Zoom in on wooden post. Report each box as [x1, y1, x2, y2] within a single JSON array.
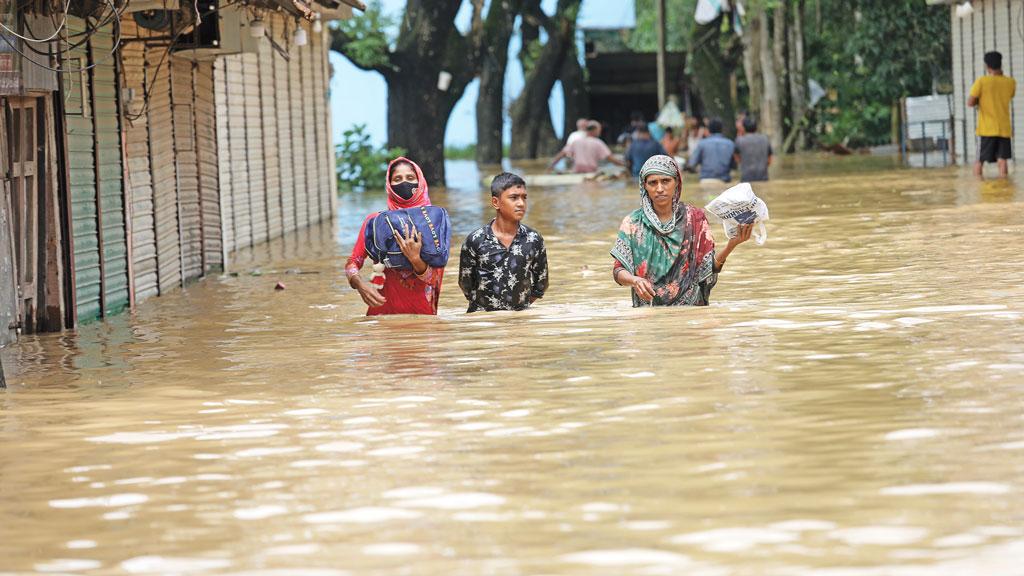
[[0, 353, 6, 388], [656, 0, 668, 108]]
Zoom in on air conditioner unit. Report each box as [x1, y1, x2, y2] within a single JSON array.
[[172, 1, 260, 61], [124, 0, 180, 13]]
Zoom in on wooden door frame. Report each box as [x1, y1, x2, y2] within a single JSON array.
[[5, 96, 41, 333]]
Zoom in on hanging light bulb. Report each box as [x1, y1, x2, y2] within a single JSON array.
[[294, 25, 308, 46], [312, 14, 323, 33], [957, 1, 974, 18], [249, 18, 265, 39]]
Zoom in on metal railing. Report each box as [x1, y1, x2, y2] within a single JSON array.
[[901, 119, 956, 168]]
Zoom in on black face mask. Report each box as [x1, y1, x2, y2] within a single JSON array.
[[392, 181, 418, 200]]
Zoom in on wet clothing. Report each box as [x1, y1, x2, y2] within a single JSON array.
[[735, 133, 772, 182], [687, 133, 735, 182], [459, 221, 548, 313], [611, 155, 718, 307], [626, 138, 668, 177], [345, 157, 445, 316], [563, 136, 612, 173], [970, 74, 1016, 138], [979, 136, 1013, 162]]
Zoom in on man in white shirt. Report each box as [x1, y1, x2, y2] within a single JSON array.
[[565, 118, 589, 146]]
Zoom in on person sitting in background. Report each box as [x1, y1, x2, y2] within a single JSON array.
[[566, 118, 589, 147], [734, 116, 773, 182], [686, 118, 735, 183], [550, 121, 625, 173], [459, 173, 549, 313], [661, 127, 681, 157], [626, 125, 668, 178]]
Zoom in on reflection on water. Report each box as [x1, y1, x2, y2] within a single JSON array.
[[2, 155, 1024, 575]]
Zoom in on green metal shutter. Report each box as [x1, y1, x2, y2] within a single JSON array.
[[66, 16, 101, 323], [92, 27, 129, 316]]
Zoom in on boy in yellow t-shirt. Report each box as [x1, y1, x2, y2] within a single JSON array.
[[968, 51, 1016, 177]]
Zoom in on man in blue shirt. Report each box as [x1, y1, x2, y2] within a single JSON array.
[[625, 125, 667, 177], [686, 118, 736, 183]]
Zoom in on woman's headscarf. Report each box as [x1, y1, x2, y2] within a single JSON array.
[[638, 155, 684, 234], [385, 156, 431, 210]]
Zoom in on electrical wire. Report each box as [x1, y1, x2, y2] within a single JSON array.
[[0, 0, 70, 42], [0, 0, 124, 73]]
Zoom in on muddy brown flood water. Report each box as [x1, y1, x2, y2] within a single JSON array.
[[2, 155, 1024, 575]]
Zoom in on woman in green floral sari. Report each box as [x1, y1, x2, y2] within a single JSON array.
[[611, 155, 752, 307]]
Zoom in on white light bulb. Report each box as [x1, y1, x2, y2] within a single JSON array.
[[249, 19, 265, 39], [313, 16, 323, 33], [294, 27, 308, 46]]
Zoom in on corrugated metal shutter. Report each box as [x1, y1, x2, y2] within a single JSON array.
[[301, 35, 321, 224], [66, 16, 101, 322], [92, 27, 129, 315], [171, 58, 202, 282], [320, 26, 338, 215], [226, 55, 252, 249], [259, 36, 283, 240], [172, 60, 201, 282], [214, 59, 234, 256], [274, 16, 297, 234], [122, 23, 158, 302], [311, 26, 331, 220], [194, 61, 222, 272], [147, 44, 182, 293], [289, 41, 309, 229], [242, 52, 268, 245]]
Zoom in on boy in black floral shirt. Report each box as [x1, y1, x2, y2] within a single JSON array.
[[458, 173, 549, 312]]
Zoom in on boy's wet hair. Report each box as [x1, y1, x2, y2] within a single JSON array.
[[491, 172, 527, 197], [743, 116, 758, 133], [985, 51, 1003, 70]]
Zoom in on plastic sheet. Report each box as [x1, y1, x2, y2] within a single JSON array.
[[704, 182, 770, 245]]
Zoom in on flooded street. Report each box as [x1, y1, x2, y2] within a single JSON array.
[[2, 155, 1024, 575]]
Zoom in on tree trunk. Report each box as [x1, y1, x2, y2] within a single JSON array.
[[759, 7, 783, 153], [510, 0, 582, 159], [773, 1, 789, 142], [741, 9, 762, 118], [475, 0, 522, 165], [787, 0, 807, 151], [385, 60, 468, 186], [560, 42, 589, 140], [0, 354, 5, 388], [690, 14, 736, 137]]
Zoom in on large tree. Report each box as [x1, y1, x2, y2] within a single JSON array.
[[509, 0, 582, 160], [476, 0, 525, 165], [331, 0, 487, 185], [689, 11, 737, 137]]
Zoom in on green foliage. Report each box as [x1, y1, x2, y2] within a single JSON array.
[[804, 0, 951, 147], [628, 0, 696, 52], [336, 124, 405, 192], [333, 0, 396, 71]]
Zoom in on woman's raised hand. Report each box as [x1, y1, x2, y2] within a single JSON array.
[[395, 220, 423, 262], [727, 223, 754, 248]]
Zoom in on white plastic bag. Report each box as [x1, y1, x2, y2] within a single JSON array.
[[704, 182, 770, 245]]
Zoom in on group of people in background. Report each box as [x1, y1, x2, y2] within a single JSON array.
[[549, 112, 774, 184], [346, 155, 752, 317]]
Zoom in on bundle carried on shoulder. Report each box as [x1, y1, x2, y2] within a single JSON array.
[[704, 182, 770, 246], [365, 205, 452, 269]]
